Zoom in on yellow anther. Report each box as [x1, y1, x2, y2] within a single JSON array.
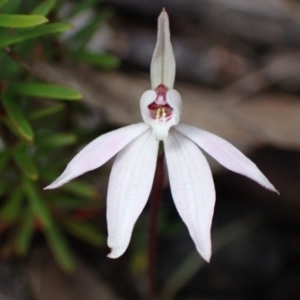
[[162, 107, 166, 122], [156, 108, 161, 122]]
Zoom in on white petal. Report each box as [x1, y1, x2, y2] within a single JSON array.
[[107, 129, 159, 258], [166, 89, 182, 125], [175, 124, 278, 193], [164, 130, 216, 262], [150, 9, 176, 89], [44, 123, 149, 189], [140, 90, 157, 123]]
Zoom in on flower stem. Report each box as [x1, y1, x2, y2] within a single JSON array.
[[148, 153, 164, 300]]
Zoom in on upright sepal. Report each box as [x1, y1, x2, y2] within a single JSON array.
[[150, 9, 176, 89]]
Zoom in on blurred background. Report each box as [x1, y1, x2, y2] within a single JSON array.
[[1, 0, 300, 299]]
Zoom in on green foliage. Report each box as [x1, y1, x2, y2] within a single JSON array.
[[0, 0, 8, 8], [45, 222, 75, 272], [12, 82, 82, 100], [0, 0, 118, 272], [31, 0, 56, 16], [0, 151, 10, 173], [29, 103, 65, 120], [0, 22, 72, 48], [66, 0, 102, 19], [1, 91, 34, 142], [13, 145, 39, 180], [0, 0, 21, 13], [22, 177, 53, 228], [0, 189, 23, 223], [62, 218, 105, 247], [60, 180, 99, 200], [64, 3, 119, 70], [69, 12, 110, 50], [0, 182, 10, 197], [15, 209, 35, 255], [73, 51, 120, 69], [0, 14, 48, 28], [36, 133, 77, 148]]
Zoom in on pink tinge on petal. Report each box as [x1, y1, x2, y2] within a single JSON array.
[[44, 123, 149, 189], [175, 124, 278, 193], [107, 130, 159, 259], [164, 130, 216, 262]]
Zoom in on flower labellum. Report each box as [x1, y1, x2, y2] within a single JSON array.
[[45, 10, 278, 262]]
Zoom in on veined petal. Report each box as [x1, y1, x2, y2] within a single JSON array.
[[44, 123, 149, 189], [107, 129, 159, 258], [151, 9, 176, 89], [164, 130, 216, 262], [175, 124, 278, 193]]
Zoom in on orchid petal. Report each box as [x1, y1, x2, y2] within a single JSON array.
[[107, 130, 159, 258], [150, 9, 176, 89], [166, 89, 182, 125], [44, 123, 149, 189], [164, 130, 216, 262], [175, 124, 278, 193], [140, 90, 157, 123]]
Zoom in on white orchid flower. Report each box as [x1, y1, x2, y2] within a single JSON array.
[[45, 10, 277, 262]]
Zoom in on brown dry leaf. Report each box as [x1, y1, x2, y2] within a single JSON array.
[[229, 93, 300, 149]]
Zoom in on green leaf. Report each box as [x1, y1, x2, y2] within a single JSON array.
[[29, 103, 65, 120], [63, 218, 104, 247], [22, 177, 52, 228], [12, 82, 81, 100], [2, 117, 31, 143], [0, 0, 8, 8], [0, 14, 48, 28], [12, 146, 39, 180], [37, 133, 77, 148], [1, 92, 34, 142], [73, 51, 120, 69], [0, 22, 72, 48], [44, 223, 75, 272], [0, 151, 10, 173], [31, 0, 56, 16], [0, 189, 23, 223], [15, 208, 34, 256]]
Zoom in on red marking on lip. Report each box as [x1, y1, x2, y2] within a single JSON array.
[[147, 84, 173, 120], [148, 102, 170, 110]]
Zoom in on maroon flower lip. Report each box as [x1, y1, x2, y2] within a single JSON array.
[[148, 84, 173, 121]]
